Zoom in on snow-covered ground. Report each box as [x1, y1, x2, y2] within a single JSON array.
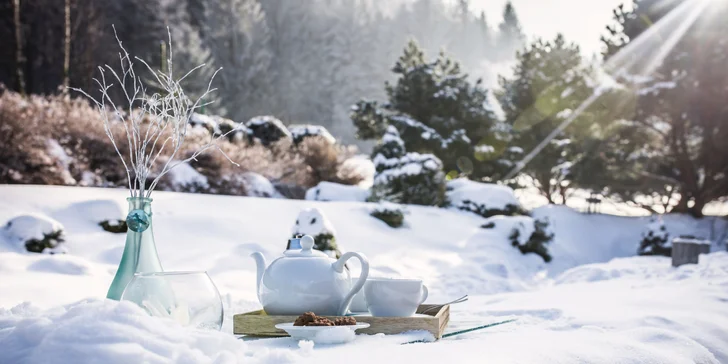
[[1, 185, 727, 363]]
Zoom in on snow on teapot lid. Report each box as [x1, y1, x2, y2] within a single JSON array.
[[283, 235, 328, 258]]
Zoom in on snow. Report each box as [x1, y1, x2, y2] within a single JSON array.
[[373, 153, 442, 184], [555, 108, 573, 119], [560, 87, 573, 98], [166, 163, 209, 191], [240, 172, 283, 199], [46, 139, 76, 185], [672, 237, 711, 245], [291, 207, 336, 241], [447, 179, 521, 213], [638, 81, 677, 96], [474, 144, 495, 154], [305, 182, 369, 202], [289, 124, 336, 144], [1, 214, 64, 252], [0, 185, 727, 363], [189, 113, 220, 134]]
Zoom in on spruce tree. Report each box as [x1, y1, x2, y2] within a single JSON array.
[[352, 40, 504, 180], [202, 0, 275, 122], [496, 1, 525, 61], [496, 34, 599, 203]]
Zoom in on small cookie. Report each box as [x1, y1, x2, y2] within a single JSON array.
[[334, 317, 357, 326], [294, 312, 317, 326]]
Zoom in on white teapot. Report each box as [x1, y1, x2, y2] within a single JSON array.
[[250, 235, 369, 316]]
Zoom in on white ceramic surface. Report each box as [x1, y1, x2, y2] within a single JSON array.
[[251, 235, 370, 316], [364, 278, 428, 317], [275, 322, 370, 344]]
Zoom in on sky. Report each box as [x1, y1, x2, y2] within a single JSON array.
[[471, 0, 630, 57]]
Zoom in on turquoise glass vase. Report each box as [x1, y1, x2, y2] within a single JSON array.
[[107, 197, 164, 300]]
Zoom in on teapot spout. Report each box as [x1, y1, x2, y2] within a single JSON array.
[[250, 252, 266, 302]]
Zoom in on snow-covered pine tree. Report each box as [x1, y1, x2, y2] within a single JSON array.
[[638, 217, 671, 256], [369, 126, 447, 206], [352, 41, 503, 180], [202, 0, 275, 122]]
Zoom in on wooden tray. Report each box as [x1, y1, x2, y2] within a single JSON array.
[[234, 304, 450, 339]]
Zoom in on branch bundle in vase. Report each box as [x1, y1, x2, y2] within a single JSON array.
[[71, 27, 238, 300]]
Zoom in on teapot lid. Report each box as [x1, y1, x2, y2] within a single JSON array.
[[283, 235, 328, 258]]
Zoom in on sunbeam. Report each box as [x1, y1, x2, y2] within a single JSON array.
[[504, 0, 714, 180]]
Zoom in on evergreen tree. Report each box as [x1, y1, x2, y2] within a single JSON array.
[[638, 216, 671, 256], [369, 126, 447, 206], [599, 0, 728, 216], [202, 0, 275, 122], [352, 41, 506, 180], [496, 34, 599, 203], [496, 1, 525, 61]]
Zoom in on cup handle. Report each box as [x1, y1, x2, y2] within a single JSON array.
[[332, 252, 369, 316], [420, 284, 429, 304]]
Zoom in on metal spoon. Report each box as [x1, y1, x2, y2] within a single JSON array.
[[420, 294, 469, 314]]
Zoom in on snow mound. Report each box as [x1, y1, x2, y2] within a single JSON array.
[[292, 207, 336, 237], [555, 252, 728, 285], [0, 299, 311, 364], [66, 199, 125, 223], [447, 179, 521, 214], [189, 112, 220, 134], [338, 155, 375, 188], [434, 215, 547, 297], [166, 163, 209, 192], [1, 214, 64, 252], [27, 255, 95, 275], [305, 182, 369, 202], [289, 124, 336, 144], [240, 172, 284, 198]]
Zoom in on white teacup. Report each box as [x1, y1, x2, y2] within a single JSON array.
[[364, 278, 428, 317]]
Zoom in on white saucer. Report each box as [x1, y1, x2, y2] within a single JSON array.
[[275, 322, 370, 344]]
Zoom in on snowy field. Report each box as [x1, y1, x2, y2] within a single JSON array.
[[1, 185, 727, 363]]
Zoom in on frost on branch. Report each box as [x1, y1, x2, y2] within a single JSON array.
[[70, 26, 238, 198]]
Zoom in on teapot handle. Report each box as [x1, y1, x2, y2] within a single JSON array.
[[332, 252, 369, 316]]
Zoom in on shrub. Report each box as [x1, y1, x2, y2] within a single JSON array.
[[99, 220, 127, 234], [638, 217, 671, 256], [370, 203, 405, 228], [289, 124, 336, 145], [2, 214, 67, 254], [508, 218, 553, 262], [291, 207, 341, 258], [246, 115, 292, 146], [369, 127, 447, 206], [0, 89, 363, 197]]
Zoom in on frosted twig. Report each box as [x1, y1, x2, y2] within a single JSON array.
[[69, 26, 235, 198]]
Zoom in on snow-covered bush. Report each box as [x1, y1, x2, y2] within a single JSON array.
[[507, 216, 553, 262], [2, 214, 67, 254], [370, 203, 406, 228], [289, 124, 336, 145], [68, 199, 127, 234], [161, 162, 210, 193], [239, 172, 284, 198], [638, 217, 671, 256], [291, 208, 340, 258], [447, 178, 526, 218], [305, 182, 369, 202], [296, 137, 363, 186], [369, 127, 446, 206], [246, 116, 292, 146]]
